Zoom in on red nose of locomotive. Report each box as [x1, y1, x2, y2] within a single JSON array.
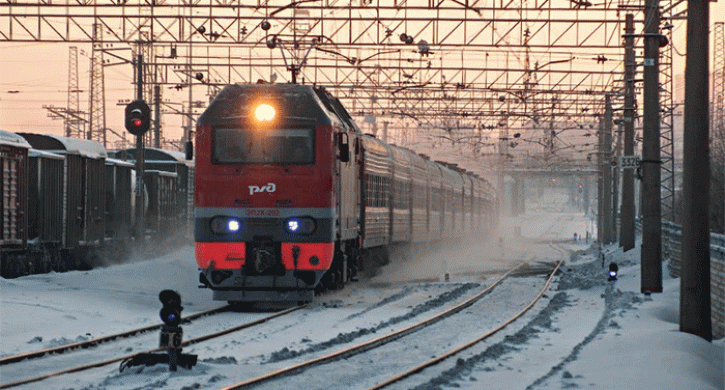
[[194, 84, 338, 302]]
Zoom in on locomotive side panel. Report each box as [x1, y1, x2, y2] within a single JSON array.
[[337, 129, 360, 242]]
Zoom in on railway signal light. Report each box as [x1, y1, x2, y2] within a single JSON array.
[[608, 262, 618, 281], [159, 289, 182, 326], [119, 291, 197, 372], [124, 100, 151, 136]]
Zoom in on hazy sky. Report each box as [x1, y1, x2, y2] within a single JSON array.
[[1, 3, 724, 150]]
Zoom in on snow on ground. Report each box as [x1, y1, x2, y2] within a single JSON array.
[[1, 210, 723, 390]]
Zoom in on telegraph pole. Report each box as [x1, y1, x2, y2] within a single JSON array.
[[640, 0, 663, 293], [620, 13, 637, 251], [680, 0, 711, 342]]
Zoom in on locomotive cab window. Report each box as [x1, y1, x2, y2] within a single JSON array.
[[213, 128, 314, 165]]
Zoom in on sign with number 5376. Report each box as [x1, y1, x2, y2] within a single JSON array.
[[619, 156, 640, 169]]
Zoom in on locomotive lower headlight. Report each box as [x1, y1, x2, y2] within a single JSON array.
[[210, 216, 242, 234], [284, 217, 316, 235], [228, 220, 240, 232]]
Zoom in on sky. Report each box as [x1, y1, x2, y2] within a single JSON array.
[[1, 193, 723, 389], [1, 2, 724, 151]]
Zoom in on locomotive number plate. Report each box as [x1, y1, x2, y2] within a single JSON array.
[[245, 209, 280, 217]]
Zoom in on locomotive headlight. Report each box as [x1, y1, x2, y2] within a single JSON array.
[[254, 103, 276, 122], [284, 217, 316, 235], [210, 216, 242, 234], [228, 220, 240, 232]]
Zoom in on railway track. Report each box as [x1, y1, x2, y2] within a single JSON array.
[[215, 260, 561, 390], [2, 258, 562, 390], [0, 275, 493, 389], [0, 305, 305, 389], [367, 259, 563, 390], [0, 305, 232, 366]]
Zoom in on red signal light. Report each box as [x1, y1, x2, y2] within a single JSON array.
[[124, 100, 151, 136]]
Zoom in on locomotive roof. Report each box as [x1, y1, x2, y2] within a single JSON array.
[[17, 133, 107, 159], [0, 130, 32, 149], [198, 83, 361, 133]]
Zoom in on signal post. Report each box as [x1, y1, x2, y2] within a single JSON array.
[[125, 54, 150, 245]]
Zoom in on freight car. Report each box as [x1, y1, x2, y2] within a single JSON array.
[[193, 84, 498, 303], [0, 131, 193, 278], [0, 131, 31, 277], [111, 148, 195, 237]]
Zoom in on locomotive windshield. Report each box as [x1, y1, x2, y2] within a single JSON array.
[[213, 128, 314, 165]]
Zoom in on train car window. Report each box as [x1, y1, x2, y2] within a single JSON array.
[[213, 128, 314, 165]]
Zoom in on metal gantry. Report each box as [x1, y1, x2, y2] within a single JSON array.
[[658, 0, 677, 222], [1, 0, 685, 172], [89, 23, 108, 146]]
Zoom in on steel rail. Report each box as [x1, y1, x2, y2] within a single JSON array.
[[217, 263, 523, 390], [0, 304, 231, 366], [367, 259, 563, 389], [0, 305, 306, 389]]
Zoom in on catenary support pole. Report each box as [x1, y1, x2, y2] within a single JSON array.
[[603, 94, 614, 243], [680, 0, 712, 342], [135, 54, 145, 246], [613, 119, 623, 239], [640, 0, 663, 293], [598, 114, 605, 243], [154, 85, 161, 149], [620, 13, 636, 251]]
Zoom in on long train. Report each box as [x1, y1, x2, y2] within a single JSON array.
[[194, 84, 498, 303], [0, 130, 193, 278]]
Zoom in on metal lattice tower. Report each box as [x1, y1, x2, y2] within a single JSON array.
[[714, 22, 725, 162], [88, 24, 107, 146], [66, 46, 84, 139], [660, 7, 676, 222]]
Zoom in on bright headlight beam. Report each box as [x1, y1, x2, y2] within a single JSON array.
[[255, 104, 276, 121], [228, 220, 240, 232]]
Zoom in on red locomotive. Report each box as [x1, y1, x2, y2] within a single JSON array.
[[194, 84, 497, 303]]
